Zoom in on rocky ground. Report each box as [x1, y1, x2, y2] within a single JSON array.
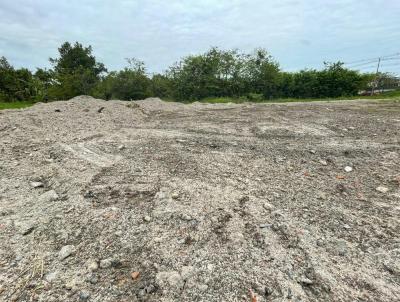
[[0, 96, 399, 302]]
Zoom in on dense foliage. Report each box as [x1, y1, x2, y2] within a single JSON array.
[[0, 56, 37, 101], [0, 41, 389, 103]]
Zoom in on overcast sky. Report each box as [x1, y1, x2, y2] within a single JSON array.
[[1, 0, 399, 74]]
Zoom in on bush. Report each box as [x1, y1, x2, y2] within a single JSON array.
[[0, 42, 378, 103], [246, 93, 264, 102]]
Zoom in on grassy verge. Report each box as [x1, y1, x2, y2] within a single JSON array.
[[197, 90, 400, 104], [0, 101, 35, 110]]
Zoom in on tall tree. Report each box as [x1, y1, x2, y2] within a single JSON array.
[[93, 58, 151, 100], [48, 42, 106, 99], [0, 56, 36, 102]]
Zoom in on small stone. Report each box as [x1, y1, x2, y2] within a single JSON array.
[[343, 224, 351, 230], [30, 181, 44, 188], [144, 284, 156, 294], [259, 224, 272, 229], [65, 279, 78, 291], [83, 190, 95, 199], [86, 273, 98, 284], [299, 277, 313, 285], [139, 284, 157, 296], [376, 186, 389, 193], [181, 214, 192, 221], [287, 288, 293, 299], [45, 271, 58, 283], [335, 240, 348, 256], [253, 283, 272, 297], [181, 266, 195, 280], [79, 291, 90, 301], [171, 192, 179, 199], [118, 144, 125, 150], [39, 190, 59, 202], [87, 260, 99, 271], [58, 245, 76, 261], [100, 258, 121, 268], [344, 166, 353, 172], [239, 195, 250, 203], [19, 222, 35, 235], [131, 271, 140, 280], [319, 159, 328, 166], [316, 238, 325, 247], [99, 258, 113, 268], [65, 282, 73, 290], [197, 284, 208, 291], [138, 289, 146, 297], [383, 261, 400, 276], [144, 215, 151, 222], [309, 150, 316, 154], [263, 202, 274, 210], [317, 191, 327, 200], [156, 271, 183, 289]]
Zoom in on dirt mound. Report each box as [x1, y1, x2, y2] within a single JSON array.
[[0, 97, 399, 301], [136, 98, 188, 112]]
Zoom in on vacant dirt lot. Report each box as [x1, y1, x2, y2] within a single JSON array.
[[0, 96, 399, 302]]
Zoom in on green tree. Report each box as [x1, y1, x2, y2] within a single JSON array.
[[48, 42, 106, 99], [0, 56, 37, 102], [93, 58, 151, 100], [32, 68, 54, 101], [151, 74, 173, 98], [317, 62, 362, 97], [242, 49, 280, 99], [166, 48, 280, 101], [0, 56, 15, 101]]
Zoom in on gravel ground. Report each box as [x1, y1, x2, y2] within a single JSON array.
[[0, 96, 399, 302]]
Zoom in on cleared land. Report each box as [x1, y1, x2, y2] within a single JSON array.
[[0, 96, 399, 302]]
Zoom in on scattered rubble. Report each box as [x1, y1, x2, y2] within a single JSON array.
[[0, 96, 399, 301]]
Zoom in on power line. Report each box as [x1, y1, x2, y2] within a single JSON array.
[[343, 52, 400, 65], [381, 52, 400, 59], [347, 60, 380, 68], [345, 59, 379, 66], [381, 62, 400, 67], [381, 57, 400, 63], [342, 53, 400, 79], [355, 65, 379, 70]]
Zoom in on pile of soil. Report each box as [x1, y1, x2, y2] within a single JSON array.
[[0, 96, 399, 301]]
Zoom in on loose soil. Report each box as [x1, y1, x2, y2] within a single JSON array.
[[0, 96, 399, 301]]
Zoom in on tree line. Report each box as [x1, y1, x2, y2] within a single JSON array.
[[0, 41, 381, 103]]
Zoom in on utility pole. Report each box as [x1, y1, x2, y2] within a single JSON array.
[[371, 57, 381, 95]]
